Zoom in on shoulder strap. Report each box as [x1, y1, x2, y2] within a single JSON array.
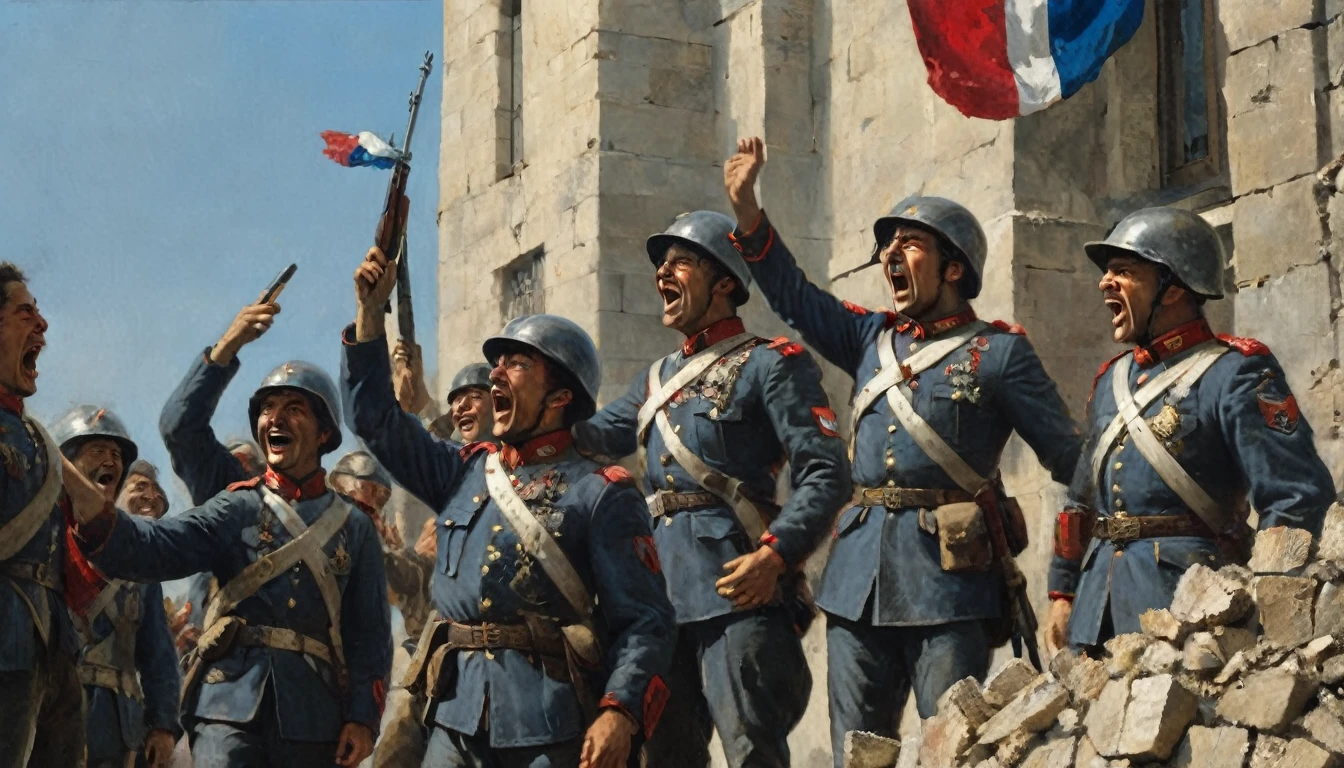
[[75, 579, 126, 645], [202, 495, 351, 641], [1108, 352, 1234, 533], [1088, 346, 1229, 484], [0, 417, 63, 562], [636, 333, 756, 440], [483, 452, 593, 620]]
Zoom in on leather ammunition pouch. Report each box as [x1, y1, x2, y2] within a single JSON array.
[[933, 502, 994, 572], [1054, 507, 1095, 561]]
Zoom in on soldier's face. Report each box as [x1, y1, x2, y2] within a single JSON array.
[[450, 387, 491, 442], [256, 391, 330, 476], [489, 351, 571, 441], [73, 438, 124, 504], [118, 472, 167, 519], [0, 282, 47, 398], [655, 244, 733, 334], [1100, 255, 1161, 344], [879, 227, 957, 317]]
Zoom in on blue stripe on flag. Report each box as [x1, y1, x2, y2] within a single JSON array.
[[1046, 0, 1145, 98], [348, 147, 397, 170]]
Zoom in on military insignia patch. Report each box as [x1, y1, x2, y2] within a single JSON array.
[[1147, 404, 1183, 443], [0, 443, 28, 480], [204, 668, 226, 684], [643, 675, 671, 739], [633, 535, 661, 573], [331, 544, 352, 575], [944, 349, 984, 404], [811, 406, 841, 438], [1257, 384, 1300, 434]]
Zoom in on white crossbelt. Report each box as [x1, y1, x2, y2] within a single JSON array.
[[0, 417, 62, 561], [636, 333, 756, 441]]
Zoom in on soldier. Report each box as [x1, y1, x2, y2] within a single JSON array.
[[1044, 208, 1335, 653], [66, 362, 392, 768], [52, 406, 181, 768], [571, 211, 849, 767], [722, 138, 1083, 762], [118, 459, 170, 520], [0, 263, 86, 768], [440, 362, 494, 445], [343, 244, 676, 767]]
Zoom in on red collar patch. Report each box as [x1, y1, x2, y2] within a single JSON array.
[[458, 441, 499, 462], [1134, 319, 1214, 368], [897, 306, 978, 340], [682, 317, 747, 356], [1217, 334, 1271, 358], [499, 430, 573, 470], [264, 467, 328, 502], [0, 390, 24, 416]]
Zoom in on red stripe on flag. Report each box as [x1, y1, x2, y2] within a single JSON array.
[[907, 0, 1019, 120], [320, 130, 360, 167]]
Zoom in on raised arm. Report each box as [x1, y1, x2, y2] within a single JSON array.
[[74, 492, 245, 584], [571, 369, 648, 463]]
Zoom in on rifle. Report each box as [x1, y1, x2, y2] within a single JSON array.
[[375, 52, 434, 320], [395, 230, 415, 344], [976, 481, 1043, 671]]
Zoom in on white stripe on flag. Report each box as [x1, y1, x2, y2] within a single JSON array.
[[1004, 0, 1062, 115], [356, 131, 401, 160]]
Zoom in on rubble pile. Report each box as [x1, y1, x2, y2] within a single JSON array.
[[844, 506, 1344, 768]]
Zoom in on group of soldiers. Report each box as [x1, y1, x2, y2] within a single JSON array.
[[0, 135, 1335, 768]]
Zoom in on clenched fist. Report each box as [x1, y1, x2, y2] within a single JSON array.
[[724, 137, 766, 231], [210, 300, 281, 365]]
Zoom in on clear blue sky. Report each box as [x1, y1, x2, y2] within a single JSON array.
[[0, 1, 443, 525]]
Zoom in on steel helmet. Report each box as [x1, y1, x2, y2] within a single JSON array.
[[873, 196, 988, 299], [51, 404, 139, 484], [247, 361, 343, 454], [329, 450, 393, 489], [482, 314, 601, 419], [647, 210, 752, 305], [446, 362, 493, 403], [1084, 207, 1226, 300]]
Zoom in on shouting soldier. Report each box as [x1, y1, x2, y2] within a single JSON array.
[[118, 459, 170, 520]]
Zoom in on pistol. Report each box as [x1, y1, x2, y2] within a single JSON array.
[[260, 263, 297, 304]]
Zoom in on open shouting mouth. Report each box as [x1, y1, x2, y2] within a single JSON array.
[[1105, 294, 1127, 329], [658, 280, 684, 315], [889, 263, 911, 296], [265, 427, 294, 456], [491, 386, 514, 422], [92, 467, 117, 490], [20, 340, 41, 385]]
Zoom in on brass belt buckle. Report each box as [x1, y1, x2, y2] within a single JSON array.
[[881, 488, 905, 508], [473, 623, 501, 647], [646, 493, 665, 518], [1109, 515, 1141, 547]]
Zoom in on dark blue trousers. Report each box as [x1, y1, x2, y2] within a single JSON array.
[[422, 726, 581, 768]]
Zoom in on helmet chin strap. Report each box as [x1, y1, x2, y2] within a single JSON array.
[[1136, 272, 1173, 347]]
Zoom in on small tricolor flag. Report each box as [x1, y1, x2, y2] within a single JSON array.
[[907, 0, 1145, 120], [320, 130, 402, 169]]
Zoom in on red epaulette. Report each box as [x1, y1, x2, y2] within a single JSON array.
[[990, 319, 1027, 336], [767, 337, 805, 357], [1089, 351, 1129, 403], [226, 477, 263, 493], [458, 442, 498, 461], [596, 465, 635, 486], [1217, 334, 1271, 358], [841, 300, 869, 315]]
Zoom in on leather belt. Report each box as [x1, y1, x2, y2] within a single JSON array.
[[1093, 513, 1213, 546], [78, 663, 144, 703], [647, 490, 720, 518], [236, 625, 334, 666], [445, 620, 566, 658], [2, 561, 59, 591], [853, 486, 975, 509]]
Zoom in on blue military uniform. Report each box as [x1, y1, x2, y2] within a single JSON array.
[[573, 314, 849, 768], [160, 350, 252, 506], [75, 468, 393, 767], [342, 324, 676, 765], [1049, 321, 1335, 647], [731, 211, 1082, 763], [76, 581, 183, 768], [0, 397, 85, 768]]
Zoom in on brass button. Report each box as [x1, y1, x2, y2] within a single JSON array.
[[665, 474, 675, 485], [888, 425, 897, 433], [481, 598, 492, 609], [492, 525, 503, 533], [1111, 484, 1121, 493], [516, 543, 523, 551], [472, 496, 481, 503], [509, 474, 517, 482], [487, 545, 496, 553], [1113, 498, 1123, 509], [1113, 462, 1122, 471], [481, 565, 490, 575], [287, 598, 296, 608], [664, 517, 673, 527], [660, 454, 672, 466], [485, 651, 495, 660], [886, 480, 896, 487], [489, 552, 501, 561], [909, 342, 919, 352], [885, 457, 895, 467]]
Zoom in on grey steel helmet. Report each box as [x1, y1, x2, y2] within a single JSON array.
[[873, 196, 988, 299], [247, 361, 343, 455], [446, 362, 493, 403], [329, 450, 393, 489], [51, 405, 139, 484], [1084, 207, 1225, 300], [482, 314, 601, 419], [646, 211, 752, 305]]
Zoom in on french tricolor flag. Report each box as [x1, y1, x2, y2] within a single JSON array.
[[908, 0, 1145, 120], [320, 130, 402, 169]]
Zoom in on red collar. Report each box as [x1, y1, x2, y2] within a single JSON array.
[[682, 317, 746, 356], [501, 430, 573, 470], [1134, 318, 1215, 368], [0, 389, 24, 416], [263, 467, 329, 502], [895, 307, 978, 341]]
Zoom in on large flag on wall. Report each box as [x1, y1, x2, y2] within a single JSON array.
[[908, 0, 1145, 120]]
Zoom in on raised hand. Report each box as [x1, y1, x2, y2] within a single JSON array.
[[210, 300, 281, 365], [724, 136, 766, 230]]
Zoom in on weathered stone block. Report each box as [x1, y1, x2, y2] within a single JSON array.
[[1216, 669, 1314, 732], [1220, 0, 1321, 52], [1085, 678, 1130, 758], [1320, 582, 1344, 643], [1256, 576, 1317, 648], [920, 708, 973, 768], [1183, 632, 1224, 673], [843, 730, 901, 768], [1304, 707, 1344, 755], [1231, 176, 1323, 285], [982, 658, 1040, 709], [1213, 626, 1258, 660], [1318, 503, 1344, 564], [1249, 525, 1315, 574], [1066, 655, 1110, 701], [1105, 634, 1154, 678], [1075, 736, 1107, 768], [1324, 654, 1344, 684], [941, 676, 997, 729], [994, 730, 1038, 767], [1139, 608, 1189, 643], [1301, 634, 1337, 667], [1171, 726, 1251, 768], [1139, 641, 1182, 676], [977, 676, 1069, 744], [1170, 564, 1253, 628], [1053, 708, 1080, 736], [1250, 735, 1335, 768], [1116, 674, 1200, 761], [1020, 736, 1076, 768]]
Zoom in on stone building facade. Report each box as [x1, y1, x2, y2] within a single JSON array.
[[435, 0, 1344, 764]]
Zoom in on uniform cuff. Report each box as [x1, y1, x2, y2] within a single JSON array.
[[761, 531, 800, 569], [1047, 558, 1081, 596], [729, 211, 775, 263], [1047, 591, 1075, 603]]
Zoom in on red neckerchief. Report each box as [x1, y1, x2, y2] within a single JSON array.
[[1134, 318, 1215, 368], [263, 467, 328, 502], [682, 317, 746, 356], [62, 496, 108, 616], [894, 306, 978, 341], [499, 430, 573, 471], [0, 390, 24, 416]]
